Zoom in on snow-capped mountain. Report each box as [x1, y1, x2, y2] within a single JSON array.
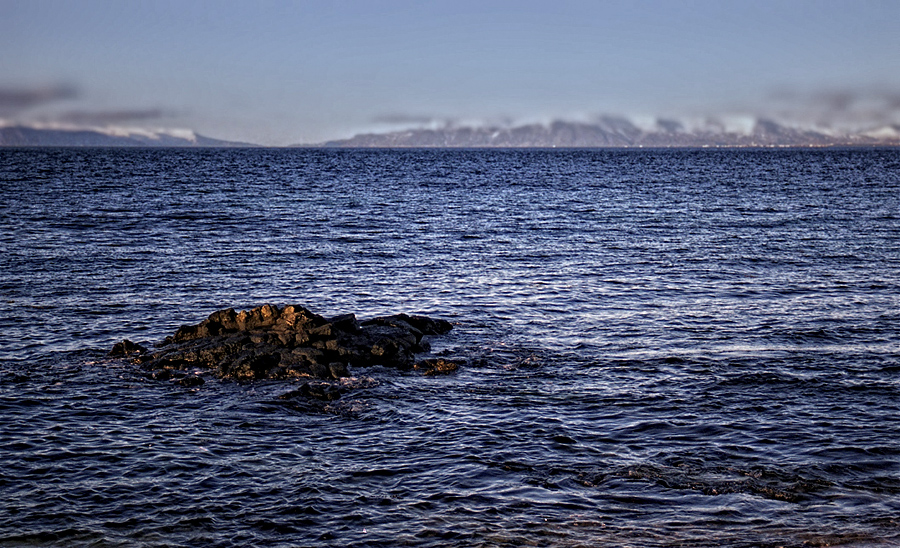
[[0, 123, 254, 147], [315, 117, 900, 148]]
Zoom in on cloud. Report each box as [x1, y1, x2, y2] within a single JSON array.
[[812, 91, 855, 113], [372, 114, 439, 125], [55, 108, 168, 125], [762, 87, 900, 128], [0, 84, 78, 112], [655, 118, 684, 133]]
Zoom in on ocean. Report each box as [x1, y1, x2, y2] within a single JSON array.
[[1, 147, 898, 547]]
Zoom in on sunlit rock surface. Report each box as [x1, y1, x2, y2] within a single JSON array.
[[111, 304, 455, 383]]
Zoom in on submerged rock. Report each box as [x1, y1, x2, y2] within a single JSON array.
[[111, 304, 455, 382], [413, 358, 460, 375], [109, 339, 148, 357]]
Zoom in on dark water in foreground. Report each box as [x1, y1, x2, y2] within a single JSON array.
[[1, 148, 898, 547]]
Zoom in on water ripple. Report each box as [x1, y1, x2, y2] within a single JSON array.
[[1, 148, 898, 546]]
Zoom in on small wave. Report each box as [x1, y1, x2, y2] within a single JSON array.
[[610, 463, 832, 503], [715, 371, 807, 387]]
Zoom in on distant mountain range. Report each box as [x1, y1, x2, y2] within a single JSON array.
[[0, 124, 254, 147], [4, 117, 899, 148], [315, 117, 900, 148]]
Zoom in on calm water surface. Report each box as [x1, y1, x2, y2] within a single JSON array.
[[1, 148, 898, 547]]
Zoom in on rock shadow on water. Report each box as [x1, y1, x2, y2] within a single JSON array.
[[109, 304, 461, 407]]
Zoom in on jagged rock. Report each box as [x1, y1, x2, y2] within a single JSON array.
[[413, 358, 462, 375], [149, 369, 173, 381], [109, 339, 148, 357], [111, 304, 454, 381], [175, 375, 205, 388]]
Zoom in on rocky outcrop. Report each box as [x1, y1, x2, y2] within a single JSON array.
[[111, 304, 456, 382]]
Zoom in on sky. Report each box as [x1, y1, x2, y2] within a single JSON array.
[[2, 0, 899, 145]]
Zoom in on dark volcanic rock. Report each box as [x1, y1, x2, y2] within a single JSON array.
[[111, 304, 454, 381], [175, 375, 205, 388], [110, 339, 148, 357], [413, 358, 462, 375]]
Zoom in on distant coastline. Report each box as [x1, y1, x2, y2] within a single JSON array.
[[0, 125, 257, 148], [3, 119, 899, 148], [308, 118, 900, 149]]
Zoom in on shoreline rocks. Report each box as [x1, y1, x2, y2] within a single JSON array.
[[110, 304, 457, 383]]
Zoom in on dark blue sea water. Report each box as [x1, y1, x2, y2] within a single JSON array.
[[1, 148, 898, 547]]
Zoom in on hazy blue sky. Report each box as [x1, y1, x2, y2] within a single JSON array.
[[2, 0, 898, 145]]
